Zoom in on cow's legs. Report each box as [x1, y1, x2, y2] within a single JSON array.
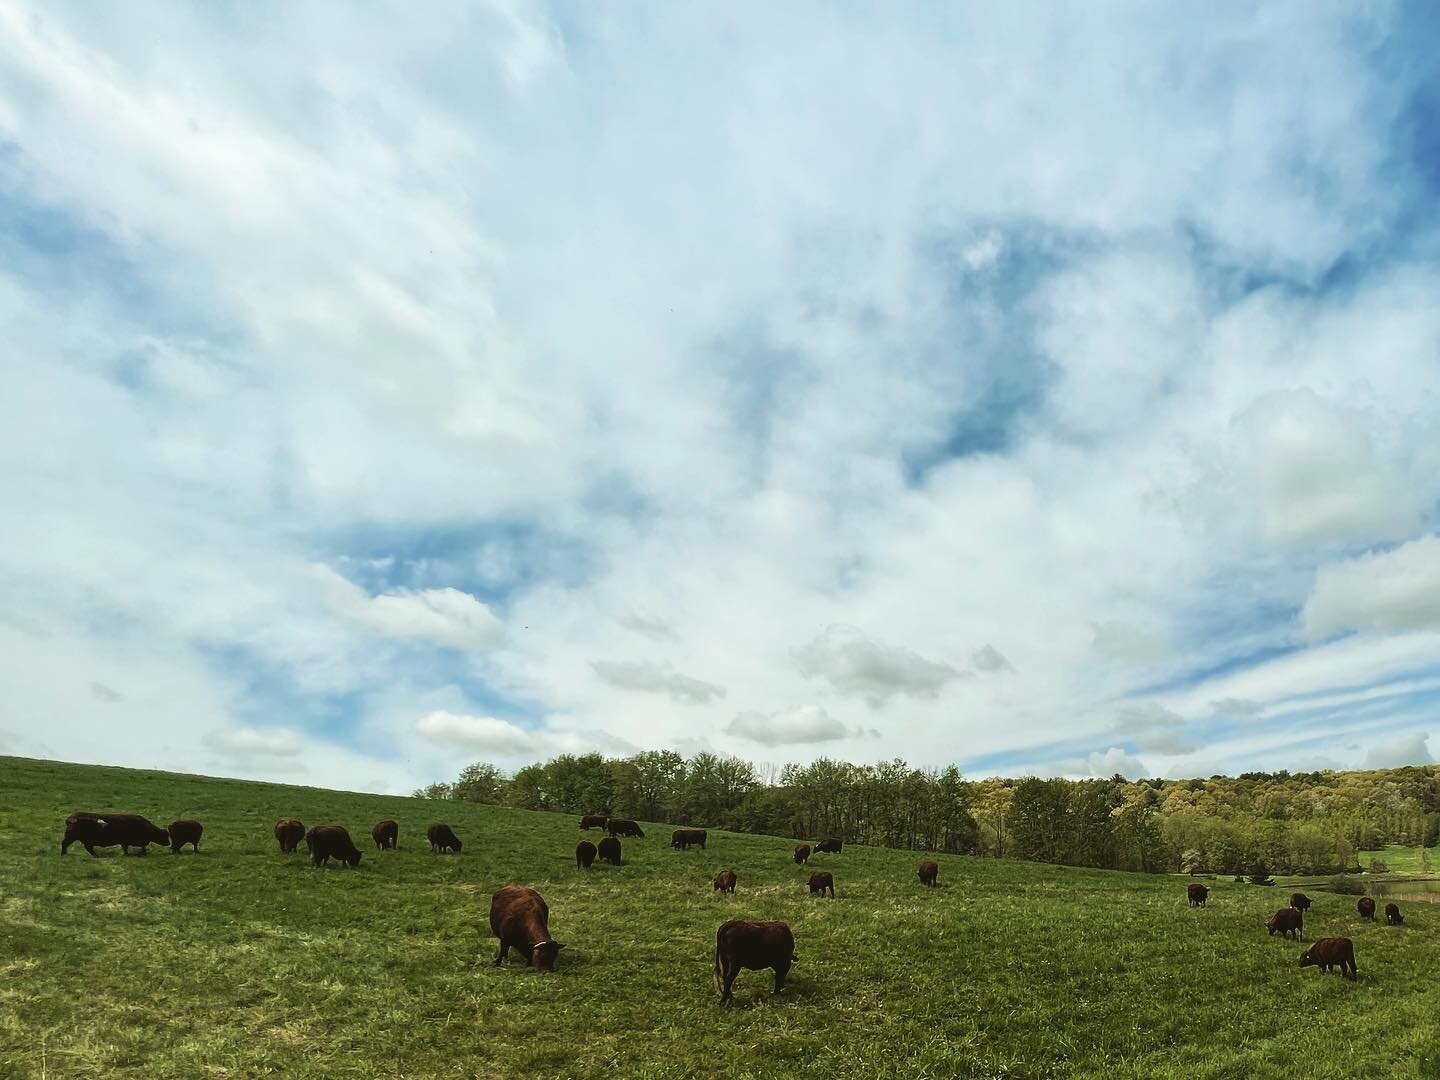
[[720, 961, 738, 1003], [494, 940, 509, 966], [773, 961, 790, 993]]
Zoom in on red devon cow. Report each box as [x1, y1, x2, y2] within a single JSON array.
[[793, 843, 811, 865], [61, 813, 169, 856], [372, 820, 398, 850], [575, 840, 597, 869], [714, 920, 796, 1004], [607, 818, 645, 838], [1357, 897, 1376, 920], [427, 823, 462, 853], [167, 819, 203, 854], [1187, 883, 1208, 907], [808, 871, 835, 898], [307, 825, 362, 868], [579, 815, 608, 831], [490, 885, 565, 972], [713, 869, 737, 894], [1299, 937, 1357, 981], [274, 818, 305, 853], [1267, 907, 1303, 940], [918, 860, 939, 887], [672, 828, 707, 850]]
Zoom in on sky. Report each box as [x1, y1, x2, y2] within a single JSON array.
[[3, 2, 1440, 795]]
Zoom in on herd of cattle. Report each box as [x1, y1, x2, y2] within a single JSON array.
[[59, 810, 1394, 998], [1186, 881, 1398, 981]]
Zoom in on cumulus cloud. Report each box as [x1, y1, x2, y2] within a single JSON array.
[[413, 709, 637, 760], [1362, 732, 1433, 770], [590, 660, 725, 705], [203, 726, 304, 759], [1302, 535, 1440, 640], [343, 586, 503, 650], [1112, 703, 1196, 755], [1045, 747, 1147, 780], [726, 704, 852, 747], [793, 625, 963, 706]]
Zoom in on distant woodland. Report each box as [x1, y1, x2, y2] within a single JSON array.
[[415, 753, 1440, 876]]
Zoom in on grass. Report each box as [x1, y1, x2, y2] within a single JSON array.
[[3, 755, 1440, 1079], [1358, 845, 1439, 873]]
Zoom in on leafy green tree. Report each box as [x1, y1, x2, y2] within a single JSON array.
[[453, 762, 506, 804]]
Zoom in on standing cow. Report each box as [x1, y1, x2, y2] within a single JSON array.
[[168, 819, 203, 854], [917, 860, 939, 887], [490, 885, 565, 972], [1289, 892, 1311, 913], [372, 820, 399, 850], [714, 920, 796, 1004], [814, 838, 843, 854], [808, 871, 835, 898], [713, 869, 737, 894], [579, 815, 608, 831], [1187, 883, 1208, 907], [274, 818, 305, 853], [575, 840, 597, 869], [1386, 902, 1403, 925], [1267, 907, 1303, 940], [307, 825, 362, 868], [672, 828, 708, 850], [1357, 897, 1376, 920], [427, 823, 462, 853], [598, 836, 622, 865], [793, 843, 811, 865], [1299, 937, 1357, 980], [61, 813, 169, 856], [607, 818, 645, 838]]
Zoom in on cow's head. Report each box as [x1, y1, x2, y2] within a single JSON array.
[[1298, 947, 1317, 968], [532, 941, 565, 972]]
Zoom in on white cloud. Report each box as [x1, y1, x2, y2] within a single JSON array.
[[203, 726, 305, 759], [1362, 732, 1433, 769], [1302, 535, 1440, 640], [793, 625, 963, 706], [726, 705, 851, 747], [414, 711, 537, 756], [342, 585, 503, 650], [590, 660, 725, 705], [1045, 747, 1148, 780], [971, 645, 1014, 673], [1112, 703, 1196, 755]]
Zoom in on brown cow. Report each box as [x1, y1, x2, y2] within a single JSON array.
[[1386, 902, 1403, 925], [808, 871, 835, 898], [1357, 897, 1376, 920], [575, 840, 597, 869], [793, 843, 811, 865], [167, 819, 203, 854], [1187, 883, 1208, 907], [714, 920, 796, 1003], [490, 884, 564, 971], [1267, 906, 1303, 940], [918, 860, 939, 887], [1289, 892, 1311, 913], [713, 869, 737, 893], [307, 825, 362, 868], [1299, 936, 1357, 980], [607, 818, 645, 838], [814, 838, 843, 854], [61, 812, 169, 856], [427, 823, 462, 853], [274, 818, 305, 853], [372, 820, 399, 850], [597, 836, 622, 865], [672, 828, 708, 850], [579, 815, 608, 831]]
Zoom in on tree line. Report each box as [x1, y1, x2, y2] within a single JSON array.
[[414, 752, 1440, 876]]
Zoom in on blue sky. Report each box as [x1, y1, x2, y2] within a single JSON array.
[[3, 3, 1440, 793]]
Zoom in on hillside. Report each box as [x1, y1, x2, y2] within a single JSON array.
[[2, 756, 1438, 1079]]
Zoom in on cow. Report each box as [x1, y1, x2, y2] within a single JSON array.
[[1187, 883, 1208, 907], [808, 870, 835, 898], [579, 815, 608, 831], [274, 818, 305, 854], [918, 860, 939, 887], [713, 869, 737, 894], [598, 836, 622, 865], [372, 820, 399, 850], [427, 823, 462, 854], [1289, 892, 1311, 913], [306, 825, 362, 868], [714, 920, 796, 1004], [814, 838, 843, 854], [490, 884, 564, 972], [607, 818, 645, 838], [1299, 936, 1357, 981], [1386, 902, 1403, 925], [1267, 907, 1303, 940], [1358, 897, 1376, 920], [61, 812, 169, 856], [793, 843, 811, 865], [576, 840, 597, 869], [672, 828, 708, 850], [168, 819, 203, 854]]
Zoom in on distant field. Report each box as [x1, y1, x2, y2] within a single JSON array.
[[1358, 845, 1439, 873], [3, 756, 1439, 1079]]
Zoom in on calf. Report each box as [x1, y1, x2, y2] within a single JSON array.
[[168, 819, 203, 854], [814, 838, 843, 854], [793, 843, 811, 865], [427, 823, 462, 853], [1357, 897, 1376, 920], [808, 871, 835, 898], [607, 818, 645, 838], [713, 869, 737, 894], [918, 860, 939, 887], [598, 836, 622, 865], [372, 820, 399, 850], [490, 884, 564, 971], [1386, 902, 1403, 925], [714, 919, 796, 1003], [1299, 936, 1357, 981], [672, 828, 708, 850], [1267, 906, 1303, 940], [1187, 883, 1208, 907], [274, 818, 305, 853], [579, 815, 608, 831], [307, 825, 362, 868], [1289, 892, 1311, 913], [61, 812, 169, 856], [575, 840, 597, 869]]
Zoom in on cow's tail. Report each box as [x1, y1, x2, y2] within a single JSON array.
[[713, 932, 724, 993]]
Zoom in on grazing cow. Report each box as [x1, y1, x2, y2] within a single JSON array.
[[274, 818, 305, 853], [1358, 897, 1376, 920], [427, 823, 462, 854], [1187, 883, 1208, 907], [597, 836, 622, 865], [372, 820, 399, 850], [575, 840, 597, 869], [808, 871, 835, 898], [1289, 892, 1311, 913], [1386, 902, 1403, 925], [714, 920, 796, 1003], [814, 838, 843, 854], [1299, 936, 1357, 981], [918, 860, 939, 887], [490, 884, 564, 972], [1267, 906, 1303, 940], [713, 869, 737, 894], [307, 825, 362, 868], [61, 812, 169, 856], [607, 818, 645, 838], [168, 819, 203, 854], [579, 815, 608, 831], [793, 843, 811, 865], [672, 828, 708, 850]]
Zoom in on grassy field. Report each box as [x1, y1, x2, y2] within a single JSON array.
[[1358, 845, 1439, 873], [3, 756, 1440, 1079]]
